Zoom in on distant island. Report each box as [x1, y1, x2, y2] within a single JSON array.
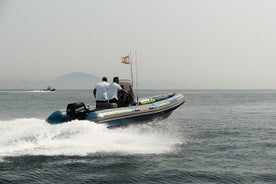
[[0, 72, 100, 89]]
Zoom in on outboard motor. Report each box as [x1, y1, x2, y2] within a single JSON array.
[[66, 102, 90, 121]]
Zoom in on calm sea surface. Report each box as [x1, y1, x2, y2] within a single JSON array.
[[0, 89, 276, 183]]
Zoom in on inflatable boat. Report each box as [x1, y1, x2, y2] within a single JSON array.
[[46, 80, 185, 128]]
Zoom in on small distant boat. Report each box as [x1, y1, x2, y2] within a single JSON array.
[[43, 86, 56, 91], [46, 80, 185, 128]]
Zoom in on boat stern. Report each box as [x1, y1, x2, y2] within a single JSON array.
[[46, 110, 68, 124]]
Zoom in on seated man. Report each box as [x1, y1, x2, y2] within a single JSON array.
[[108, 77, 128, 104]]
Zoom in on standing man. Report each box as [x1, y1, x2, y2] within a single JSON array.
[[108, 76, 128, 104], [93, 77, 109, 104]]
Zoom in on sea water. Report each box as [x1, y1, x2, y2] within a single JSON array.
[[0, 89, 276, 183]]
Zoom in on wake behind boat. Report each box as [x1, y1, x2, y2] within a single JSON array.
[[46, 80, 185, 128]]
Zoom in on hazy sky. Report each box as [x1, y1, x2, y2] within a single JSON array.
[[1, 0, 276, 89]]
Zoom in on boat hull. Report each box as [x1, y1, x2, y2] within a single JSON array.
[[46, 93, 185, 127], [97, 104, 177, 128]]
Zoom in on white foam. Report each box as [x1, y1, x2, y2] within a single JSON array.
[[0, 90, 53, 93], [28, 90, 54, 93], [0, 118, 185, 157]]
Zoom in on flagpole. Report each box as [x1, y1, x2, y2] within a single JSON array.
[[121, 52, 138, 105], [130, 52, 134, 87]]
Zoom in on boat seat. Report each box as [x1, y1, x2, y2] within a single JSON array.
[[96, 103, 118, 110]]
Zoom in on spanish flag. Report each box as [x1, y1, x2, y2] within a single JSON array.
[[121, 55, 130, 64]]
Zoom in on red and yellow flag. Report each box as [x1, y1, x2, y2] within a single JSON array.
[[121, 55, 130, 64]]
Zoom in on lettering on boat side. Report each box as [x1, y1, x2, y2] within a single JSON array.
[[139, 98, 156, 105], [99, 108, 138, 117]]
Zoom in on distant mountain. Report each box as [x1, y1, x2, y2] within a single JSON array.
[[56, 72, 98, 81], [50, 72, 100, 89], [0, 72, 100, 89]]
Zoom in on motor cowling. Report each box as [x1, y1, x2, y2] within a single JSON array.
[[66, 102, 90, 121]]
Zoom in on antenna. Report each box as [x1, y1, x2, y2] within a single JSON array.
[[135, 51, 139, 105]]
